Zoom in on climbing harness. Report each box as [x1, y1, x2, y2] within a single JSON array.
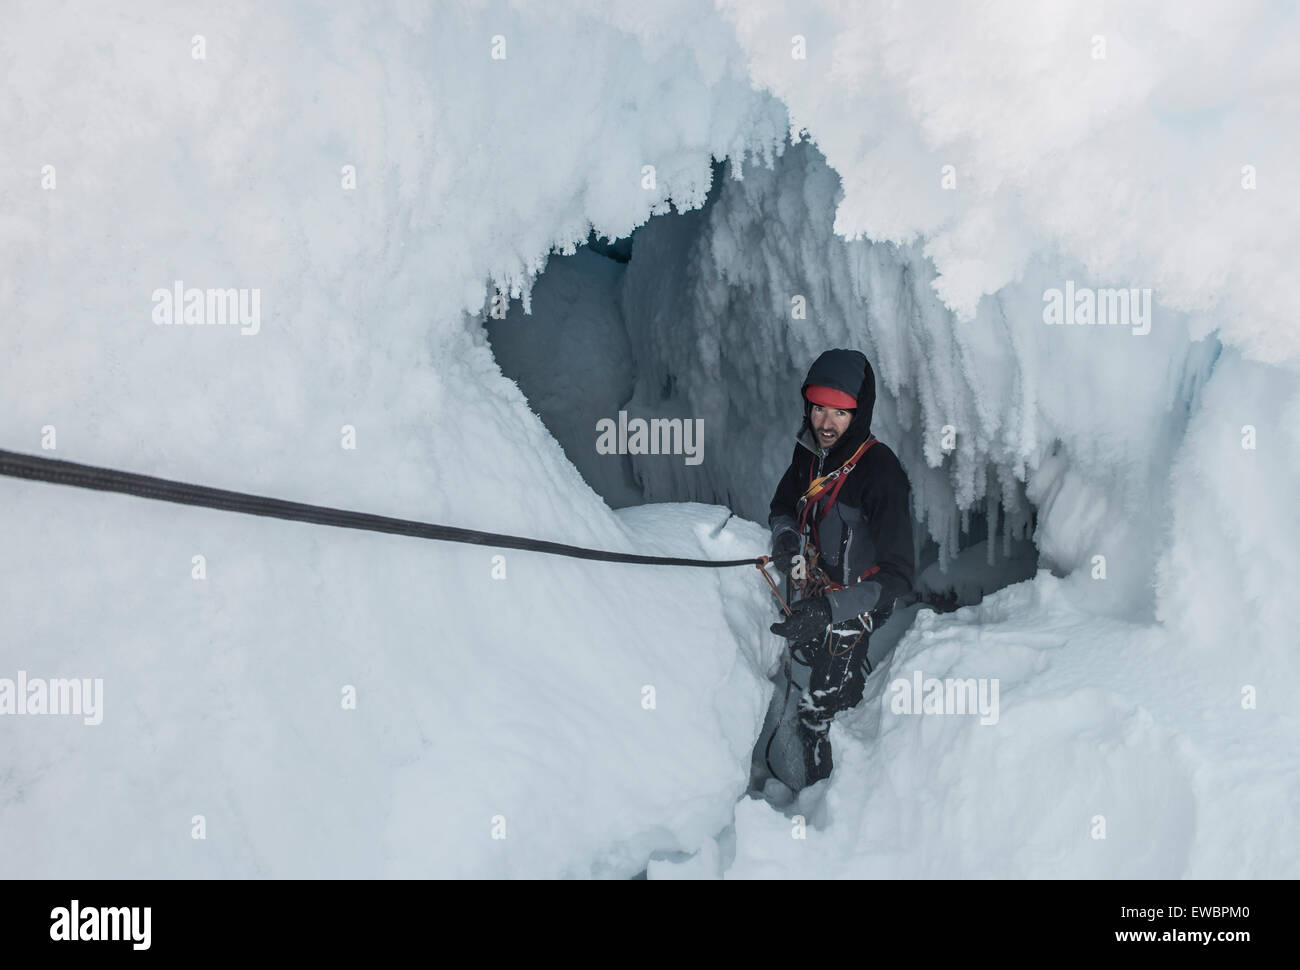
[[767, 437, 880, 657], [756, 440, 895, 794], [757, 434, 887, 790], [795, 436, 876, 536]]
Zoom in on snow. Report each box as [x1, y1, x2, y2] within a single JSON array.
[[715, 0, 1300, 364], [2, 1, 1298, 878], [723, 574, 1300, 878]]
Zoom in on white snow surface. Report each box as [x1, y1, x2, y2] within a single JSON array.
[[2, 1, 1297, 877]]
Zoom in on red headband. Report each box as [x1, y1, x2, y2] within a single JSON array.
[[804, 384, 857, 409]]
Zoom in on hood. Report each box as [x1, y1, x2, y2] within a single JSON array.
[[798, 348, 876, 460]]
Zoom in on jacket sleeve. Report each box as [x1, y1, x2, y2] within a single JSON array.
[[824, 449, 915, 624], [768, 445, 805, 541]]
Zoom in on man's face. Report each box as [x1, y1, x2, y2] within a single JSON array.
[[810, 404, 853, 449]]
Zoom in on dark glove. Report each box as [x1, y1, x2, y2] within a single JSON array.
[[770, 529, 802, 575], [770, 595, 831, 642]]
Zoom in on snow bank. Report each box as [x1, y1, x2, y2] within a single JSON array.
[[0, 0, 787, 876], [718, 574, 1300, 878]]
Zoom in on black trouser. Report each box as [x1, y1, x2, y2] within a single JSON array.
[[791, 619, 872, 785]]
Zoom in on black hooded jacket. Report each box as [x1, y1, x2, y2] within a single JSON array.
[[769, 349, 915, 625]]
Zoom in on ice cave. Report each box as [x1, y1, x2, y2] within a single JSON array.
[[2, 1, 1297, 880]]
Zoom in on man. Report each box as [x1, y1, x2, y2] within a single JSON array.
[[764, 348, 915, 789]]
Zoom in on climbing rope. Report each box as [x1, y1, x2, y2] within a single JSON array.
[[0, 448, 762, 569]]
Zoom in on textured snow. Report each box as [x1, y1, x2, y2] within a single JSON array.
[[0, 0, 787, 878], [2, 1, 1298, 878]]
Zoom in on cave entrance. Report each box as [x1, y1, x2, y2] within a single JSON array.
[[485, 150, 1039, 647], [485, 169, 725, 513]]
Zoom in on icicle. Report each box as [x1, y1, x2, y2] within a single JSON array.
[[987, 489, 998, 566]]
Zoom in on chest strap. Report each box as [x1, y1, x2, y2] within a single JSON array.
[[796, 436, 876, 538]]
